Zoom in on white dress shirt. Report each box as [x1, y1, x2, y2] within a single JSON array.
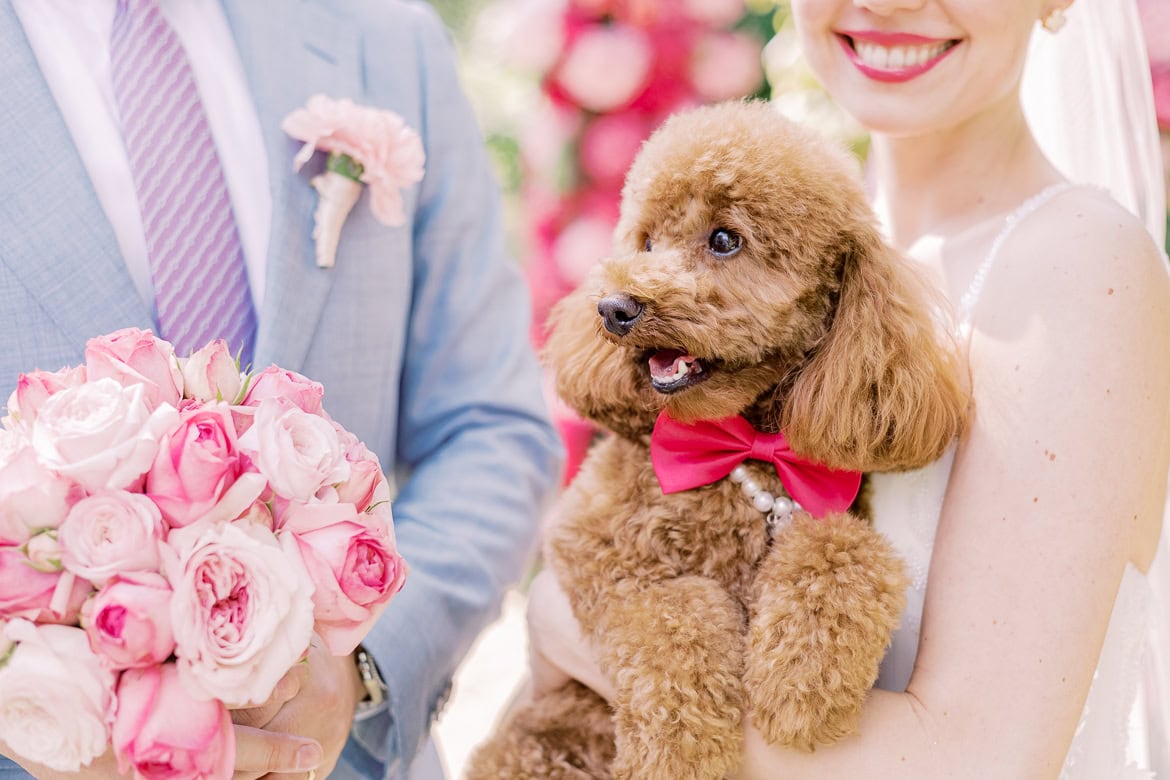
[[13, 0, 271, 311]]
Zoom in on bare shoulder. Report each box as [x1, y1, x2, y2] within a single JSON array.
[[977, 186, 1170, 347]]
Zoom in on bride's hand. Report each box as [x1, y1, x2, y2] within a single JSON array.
[[525, 569, 615, 701]]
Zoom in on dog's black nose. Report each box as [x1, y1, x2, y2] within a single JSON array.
[[598, 293, 644, 336]]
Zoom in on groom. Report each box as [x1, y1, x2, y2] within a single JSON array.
[[0, 1, 560, 778]]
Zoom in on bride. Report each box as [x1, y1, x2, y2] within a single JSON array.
[[526, 0, 1170, 775]]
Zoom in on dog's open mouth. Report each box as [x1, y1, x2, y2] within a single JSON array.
[[647, 349, 709, 394]]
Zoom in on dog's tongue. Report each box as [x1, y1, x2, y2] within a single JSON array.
[[649, 349, 696, 381]]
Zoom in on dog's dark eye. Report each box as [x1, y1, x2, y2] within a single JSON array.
[[643, 236, 653, 252], [707, 228, 742, 257]]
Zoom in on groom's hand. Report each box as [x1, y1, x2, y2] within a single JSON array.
[[233, 635, 365, 780]]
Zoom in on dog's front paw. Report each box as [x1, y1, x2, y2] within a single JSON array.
[[600, 576, 747, 780], [746, 512, 907, 750]]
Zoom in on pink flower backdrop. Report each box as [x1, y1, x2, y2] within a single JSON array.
[[463, 0, 780, 482]]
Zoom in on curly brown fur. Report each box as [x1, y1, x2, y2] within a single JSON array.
[[744, 514, 908, 750], [468, 101, 969, 779], [467, 681, 616, 780]]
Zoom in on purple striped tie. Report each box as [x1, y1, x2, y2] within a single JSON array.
[[109, 0, 256, 364]]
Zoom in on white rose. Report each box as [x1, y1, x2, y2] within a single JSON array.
[[31, 378, 179, 492], [0, 619, 115, 772], [237, 399, 349, 501], [180, 340, 244, 403], [165, 519, 315, 706]]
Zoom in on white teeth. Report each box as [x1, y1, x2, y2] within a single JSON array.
[[670, 361, 690, 380], [853, 40, 950, 70]]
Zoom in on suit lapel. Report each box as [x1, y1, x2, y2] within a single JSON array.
[[220, 0, 363, 373], [0, 3, 152, 347]]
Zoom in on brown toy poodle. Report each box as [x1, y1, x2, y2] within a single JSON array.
[[468, 100, 968, 780]]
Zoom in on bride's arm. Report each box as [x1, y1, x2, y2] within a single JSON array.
[[528, 198, 1170, 778], [734, 198, 1170, 777]]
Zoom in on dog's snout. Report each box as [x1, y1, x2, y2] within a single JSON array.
[[598, 294, 644, 336]]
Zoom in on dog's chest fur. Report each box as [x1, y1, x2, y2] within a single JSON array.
[[551, 434, 785, 608]]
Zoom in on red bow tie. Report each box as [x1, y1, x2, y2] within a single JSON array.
[[649, 411, 861, 518]]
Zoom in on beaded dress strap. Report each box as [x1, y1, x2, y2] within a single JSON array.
[[956, 182, 1082, 337]]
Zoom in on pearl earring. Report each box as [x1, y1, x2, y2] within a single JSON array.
[[1042, 7, 1067, 33]]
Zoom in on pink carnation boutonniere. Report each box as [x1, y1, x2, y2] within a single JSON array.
[[282, 95, 426, 268]]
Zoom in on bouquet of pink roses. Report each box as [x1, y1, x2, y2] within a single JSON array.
[[0, 328, 407, 779]]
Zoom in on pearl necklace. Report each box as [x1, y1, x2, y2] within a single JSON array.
[[728, 463, 802, 535]]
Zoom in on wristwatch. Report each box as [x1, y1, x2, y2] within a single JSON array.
[[354, 644, 388, 714]]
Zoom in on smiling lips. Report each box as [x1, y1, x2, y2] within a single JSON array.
[[836, 31, 959, 83]]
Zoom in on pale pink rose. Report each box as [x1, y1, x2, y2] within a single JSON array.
[[555, 25, 653, 112], [283, 502, 406, 655], [681, 0, 745, 26], [165, 519, 315, 706], [31, 378, 180, 492], [146, 404, 247, 528], [690, 31, 765, 102], [282, 94, 426, 226], [180, 340, 244, 404], [238, 399, 349, 502], [58, 490, 165, 586], [86, 327, 184, 411], [0, 442, 76, 544], [4, 365, 86, 433], [0, 544, 90, 622], [82, 571, 175, 669], [113, 663, 234, 780], [0, 619, 115, 772], [243, 365, 325, 414]]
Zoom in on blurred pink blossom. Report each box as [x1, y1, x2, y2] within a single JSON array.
[[579, 112, 654, 186], [690, 31, 765, 103], [555, 25, 654, 112], [681, 0, 746, 27]]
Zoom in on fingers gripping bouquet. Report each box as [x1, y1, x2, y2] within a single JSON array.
[[0, 328, 407, 778]]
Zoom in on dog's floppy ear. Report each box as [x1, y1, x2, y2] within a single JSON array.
[[543, 286, 662, 439], [781, 223, 968, 471]]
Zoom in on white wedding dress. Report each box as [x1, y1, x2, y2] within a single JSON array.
[[870, 184, 1156, 778]]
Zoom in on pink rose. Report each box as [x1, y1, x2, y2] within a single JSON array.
[[85, 327, 183, 411], [146, 404, 247, 528], [555, 25, 652, 112], [243, 366, 325, 414], [283, 502, 407, 655], [0, 544, 90, 622], [0, 441, 76, 544], [4, 365, 86, 432], [23, 531, 63, 572], [59, 490, 165, 585], [238, 399, 349, 502], [0, 620, 116, 772], [165, 519, 315, 706], [113, 663, 234, 780], [181, 340, 244, 404], [332, 423, 390, 512], [31, 378, 180, 492], [82, 571, 175, 670]]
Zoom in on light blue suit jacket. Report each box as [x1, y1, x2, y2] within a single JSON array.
[[0, 1, 560, 777]]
